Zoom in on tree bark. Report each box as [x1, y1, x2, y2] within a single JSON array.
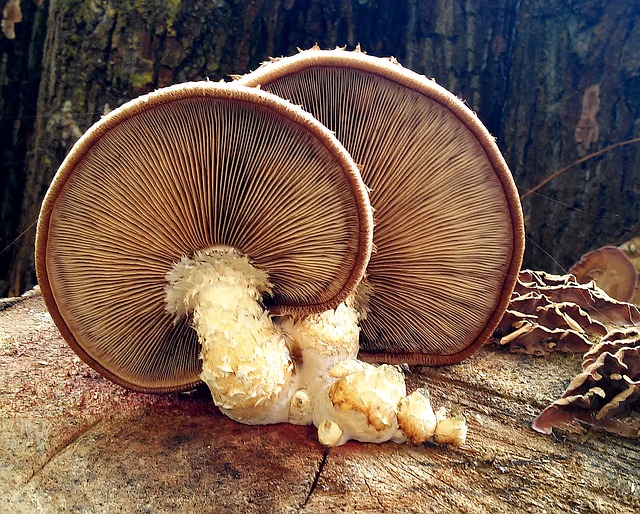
[[1, 0, 639, 295], [503, 0, 640, 272], [0, 0, 47, 295]]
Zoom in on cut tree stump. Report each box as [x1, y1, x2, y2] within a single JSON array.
[[1, 290, 639, 513]]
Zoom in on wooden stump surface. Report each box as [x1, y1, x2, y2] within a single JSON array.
[[1, 291, 639, 513]]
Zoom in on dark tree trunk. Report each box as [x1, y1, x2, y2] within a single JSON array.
[[0, 0, 47, 295], [502, 0, 640, 272], [1, 0, 639, 295]]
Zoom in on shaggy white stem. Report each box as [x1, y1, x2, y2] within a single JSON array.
[[281, 293, 467, 448], [166, 253, 467, 447], [165, 246, 293, 423]]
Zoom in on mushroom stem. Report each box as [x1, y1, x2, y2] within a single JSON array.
[[280, 294, 467, 447], [166, 254, 467, 447], [165, 246, 293, 423]]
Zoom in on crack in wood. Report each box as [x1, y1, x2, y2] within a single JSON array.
[[24, 418, 104, 487], [303, 447, 329, 507], [363, 476, 386, 510]]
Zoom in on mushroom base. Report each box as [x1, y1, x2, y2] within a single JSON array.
[[165, 248, 467, 447]]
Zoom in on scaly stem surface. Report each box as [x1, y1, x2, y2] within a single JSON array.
[[165, 246, 293, 423], [166, 249, 467, 447]]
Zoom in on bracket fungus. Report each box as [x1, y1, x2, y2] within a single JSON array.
[[568, 246, 638, 303], [36, 81, 465, 447], [491, 271, 640, 436], [532, 327, 640, 437], [239, 46, 525, 365], [493, 270, 640, 355]]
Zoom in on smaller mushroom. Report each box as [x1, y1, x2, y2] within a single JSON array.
[[311, 360, 466, 447], [532, 327, 640, 437], [1, 0, 22, 40], [568, 246, 638, 303]]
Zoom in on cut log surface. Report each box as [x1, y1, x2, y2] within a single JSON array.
[[1, 291, 639, 513]]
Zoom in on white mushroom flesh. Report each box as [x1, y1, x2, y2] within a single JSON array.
[[166, 248, 467, 447], [166, 246, 293, 423]]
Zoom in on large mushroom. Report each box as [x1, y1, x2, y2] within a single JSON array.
[[36, 82, 373, 397], [239, 46, 525, 365]]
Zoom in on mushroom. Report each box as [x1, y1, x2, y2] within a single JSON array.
[[568, 246, 638, 303], [36, 81, 465, 446], [36, 82, 374, 399], [532, 326, 640, 437], [239, 46, 525, 365], [1, 0, 22, 40]]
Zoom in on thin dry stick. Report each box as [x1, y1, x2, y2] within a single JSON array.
[[521, 137, 640, 200]]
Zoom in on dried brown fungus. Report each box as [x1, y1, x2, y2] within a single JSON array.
[[504, 270, 640, 331], [532, 327, 640, 437], [493, 271, 611, 355], [569, 246, 638, 302], [494, 270, 640, 436]]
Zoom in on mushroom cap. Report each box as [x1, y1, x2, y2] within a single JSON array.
[[35, 82, 373, 392], [568, 246, 638, 302], [239, 48, 525, 365]]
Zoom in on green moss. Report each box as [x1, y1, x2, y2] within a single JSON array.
[[166, 0, 182, 20], [65, 0, 94, 24], [130, 72, 153, 88], [165, 0, 182, 36]]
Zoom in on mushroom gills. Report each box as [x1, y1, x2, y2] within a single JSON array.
[[36, 82, 374, 393], [238, 47, 525, 365]]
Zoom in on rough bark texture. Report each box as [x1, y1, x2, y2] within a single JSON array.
[[504, 0, 640, 271], [0, 0, 48, 294], [2, 292, 639, 512], [1, 0, 639, 294]]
